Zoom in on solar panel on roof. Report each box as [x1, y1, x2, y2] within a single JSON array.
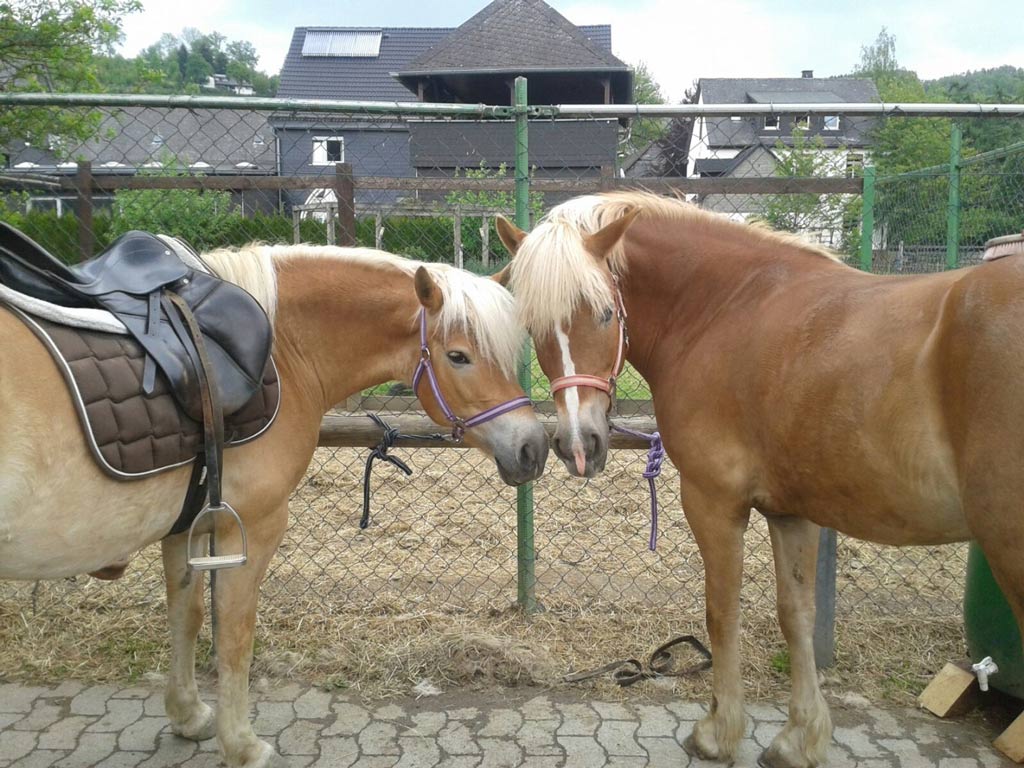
[[302, 30, 382, 58]]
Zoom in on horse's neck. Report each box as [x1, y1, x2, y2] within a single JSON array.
[[272, 257, 416, 414], [619, 217, 839, 384]]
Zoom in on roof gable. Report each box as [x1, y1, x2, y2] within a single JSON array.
[[399, 0, 627, 74]]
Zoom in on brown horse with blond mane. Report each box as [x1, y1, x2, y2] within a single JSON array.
[[496, 190, 1024, 768], [0, 244, 547, 768]]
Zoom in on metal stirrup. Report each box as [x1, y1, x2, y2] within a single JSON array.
[[186, 502, 248, 571]]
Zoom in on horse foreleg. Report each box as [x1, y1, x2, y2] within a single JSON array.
[[762, 517, 832, 768], [212, 502, 288, 768], [162, 532, 216, 741], [681, 483, 750, 763]]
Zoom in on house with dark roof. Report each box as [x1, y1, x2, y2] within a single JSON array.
[[274, 0, 632, 211], [687, 72, 879, 183], [3, 107, 276, 216]]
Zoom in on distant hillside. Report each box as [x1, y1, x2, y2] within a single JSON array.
[[925, 65, 1024, 103]]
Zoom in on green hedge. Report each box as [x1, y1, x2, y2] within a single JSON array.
[[0, 203, 508, 273]]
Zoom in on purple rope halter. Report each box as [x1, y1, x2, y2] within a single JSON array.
[[610, 424, 666, 551], [411, 308, 532, 442]]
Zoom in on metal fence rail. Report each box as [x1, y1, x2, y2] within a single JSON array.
[[2, 93, 1022, 664]]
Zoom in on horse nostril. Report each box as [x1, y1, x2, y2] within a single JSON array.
[[519, 440, 536, 469]]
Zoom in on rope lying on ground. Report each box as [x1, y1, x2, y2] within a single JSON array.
[[361, 413, 444, 529], [563, 635, 712, 687]]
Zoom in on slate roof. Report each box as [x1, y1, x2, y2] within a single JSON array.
[[278, 28, 452, 101], [278, 19, 617, 102], [5, 108, 275, 174], [699, 78, 880, 104], [398, 0, 627, 75], [698, 77, 880, 149]]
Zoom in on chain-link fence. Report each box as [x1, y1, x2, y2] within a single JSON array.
[[2, 94, 1022, 682]]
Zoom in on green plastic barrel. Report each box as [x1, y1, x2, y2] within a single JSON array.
[[963, 542, 1024, 700]]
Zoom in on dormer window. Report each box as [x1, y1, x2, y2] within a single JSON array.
[[794, 115, 811, 130], [151, 134, 164, 148], [824, 115, 841, 131], [764, 115, 780, 131], [253, 135, 266, 148]]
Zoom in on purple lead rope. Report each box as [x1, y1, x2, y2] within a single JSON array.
[[610, 424, 665, 551]]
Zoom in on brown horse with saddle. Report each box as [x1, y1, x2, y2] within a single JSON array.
[[0, 225, 547, 768]]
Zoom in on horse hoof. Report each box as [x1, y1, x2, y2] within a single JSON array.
[[683, 734, 719, 760], [171, 702, 216, 741], [758, 746, 816, 768]]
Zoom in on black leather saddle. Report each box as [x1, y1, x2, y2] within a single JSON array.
[[0, 224, 270, 421], [0, 222, 274, 543]]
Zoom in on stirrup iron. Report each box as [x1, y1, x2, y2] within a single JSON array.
[[186, 502, 248, 571]]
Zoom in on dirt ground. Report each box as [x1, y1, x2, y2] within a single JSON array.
[[0, 445, 970, 707]]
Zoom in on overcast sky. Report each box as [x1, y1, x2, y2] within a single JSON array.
[[117, 0, 1024, 102]]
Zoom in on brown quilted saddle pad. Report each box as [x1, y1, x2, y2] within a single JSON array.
[[14, 308, 280, 478]]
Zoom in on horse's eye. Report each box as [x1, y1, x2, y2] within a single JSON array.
[[446, 351, 471, 366], [601, 307, 614, 324]]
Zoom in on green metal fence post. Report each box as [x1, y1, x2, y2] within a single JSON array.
[[859, 166, 876, 272], [946, 124, 962, 270], [513, 76, 537, 612]]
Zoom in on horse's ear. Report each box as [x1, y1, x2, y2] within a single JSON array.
[[414, 266, 444, 312], [491, 263, 512, 287], [495, 215, 527, 255], [584, 206, 641, 260]]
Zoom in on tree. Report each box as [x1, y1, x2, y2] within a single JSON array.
[[855, 27, 899, 79], [0, 0, 141, 148], [759, 130, 861, 252], [652, 81, 698, 176], [620, 62, 667, 160]]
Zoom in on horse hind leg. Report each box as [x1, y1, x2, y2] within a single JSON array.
[[680, 482, 751, 763], [162, 532, 216, 741], [760, 516, 832, 768]]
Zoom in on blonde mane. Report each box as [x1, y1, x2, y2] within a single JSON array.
[[509, 190, 839, 334], [202, 244, 524, 377]]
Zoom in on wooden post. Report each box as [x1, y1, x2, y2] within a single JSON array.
[[814, 527, 837, 668], [375, 212, 383, 250], [600, 164, 615, 192], [75, 161, 93, 261], [453, 209, 463, 269], [481, 216, 490, 267], [292, 209, 301, 244], [334, 162, 356, 246], [326, 202, 336, 246]]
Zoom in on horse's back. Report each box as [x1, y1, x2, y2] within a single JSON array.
[[0, 308, 188, 580]]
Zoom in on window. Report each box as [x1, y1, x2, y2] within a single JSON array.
[[794, 114, 811, 130], [151, 134, 164, 148], [846, 153, 864, 177], [27, 197, 63, 215], [311, 136, 345, 165], [730, 115, 742, 122], [824, 115, 841, 131], [764, 115, 780, 130], [253, 134, 266, 148]]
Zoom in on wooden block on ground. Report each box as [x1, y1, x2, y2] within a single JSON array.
[[994, 709, 1024, 763], [918, 662, 979, 718]]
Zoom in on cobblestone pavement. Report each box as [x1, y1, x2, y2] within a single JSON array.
[[0, 680, 1016, 767]]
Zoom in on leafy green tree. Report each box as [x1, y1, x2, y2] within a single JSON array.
[[760, 130, 861, 252], [0, 0, 140, 148], [620, 61, 667, 160], [653, 81, 698, 176]]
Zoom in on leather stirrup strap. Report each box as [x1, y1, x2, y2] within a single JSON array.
[[164, 290, 224, 508]]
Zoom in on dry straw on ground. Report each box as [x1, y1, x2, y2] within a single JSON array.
[[0, 444, 968, 706]]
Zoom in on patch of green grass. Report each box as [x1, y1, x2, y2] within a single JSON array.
[[770, 648, 792, 676]]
